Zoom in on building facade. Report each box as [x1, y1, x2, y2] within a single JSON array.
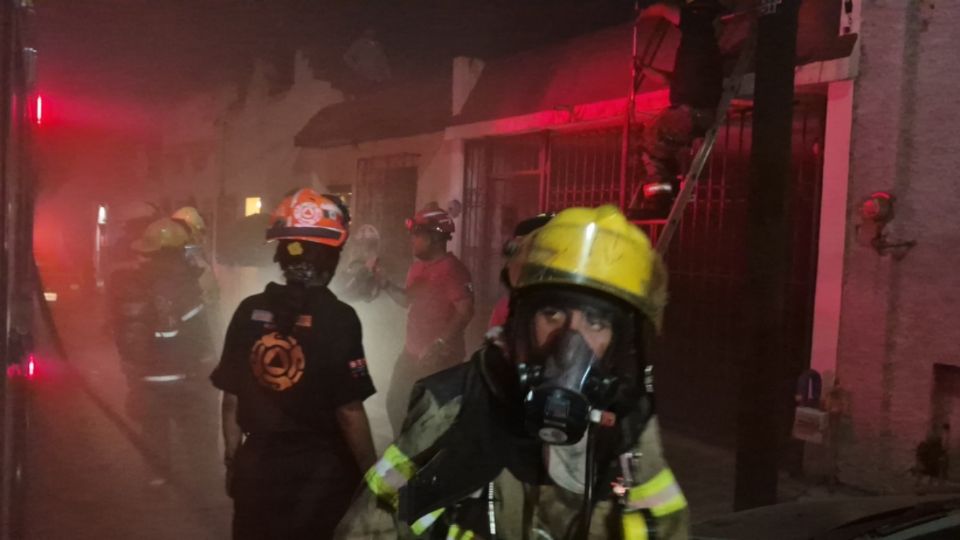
[[152, 0, 960, 493]]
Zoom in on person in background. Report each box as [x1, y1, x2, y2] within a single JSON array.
[[488, 213, 555, 331], [633, 0, 725, 218], [172, 206, 219, 308], [110, 217, 216, 487], [212, 189, 377, 539], [172, 206, 223, 352], [380, 205, 475, 436]]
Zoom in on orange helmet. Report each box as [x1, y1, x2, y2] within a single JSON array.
[[266, 188, 349, 248]]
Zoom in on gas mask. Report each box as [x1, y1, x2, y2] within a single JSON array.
[[283, 261, 321, 285], [512, 289, 638, 447]]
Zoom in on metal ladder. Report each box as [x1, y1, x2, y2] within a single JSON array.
[[620, 8, 757, 255]]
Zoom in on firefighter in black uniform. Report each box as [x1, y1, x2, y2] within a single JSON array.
[[109, 216, 217, 487], [634, 0, 725, 218], [212, 188, 377, 540]]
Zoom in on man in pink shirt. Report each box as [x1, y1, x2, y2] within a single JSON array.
[[381, 205, 474, 434]]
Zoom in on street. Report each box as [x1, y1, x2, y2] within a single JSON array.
[[24, 293, 231, 540]]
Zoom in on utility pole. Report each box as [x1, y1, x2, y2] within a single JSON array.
[[735, 0, 800, 510]]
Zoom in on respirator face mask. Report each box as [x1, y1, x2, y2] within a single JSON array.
[[513, 289, 635, 446]]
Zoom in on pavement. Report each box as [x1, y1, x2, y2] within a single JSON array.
[[661, 427, 914, 525], [24, 292, 231, 540]]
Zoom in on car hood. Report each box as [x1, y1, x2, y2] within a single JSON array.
[[692, 494, 960, 540]]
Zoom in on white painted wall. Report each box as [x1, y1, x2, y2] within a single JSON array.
[[295, 132, 466, 255], [809, 80, 854, 387]]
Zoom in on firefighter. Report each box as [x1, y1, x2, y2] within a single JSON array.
[[172, 206, 223, 353], [110, 216, 217, 487], [634, 0, 724, 218], [211, 188, 377, 540], [336, 205, 688, 539], [488, 213, 555, 331], [379, 205, 475, 436], [172, 206, 220, 306]]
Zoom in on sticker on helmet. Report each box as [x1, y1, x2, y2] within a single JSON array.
[[287, 241, 304, 256], [293, 201, 322, 227], [249, 332, 306, 391]]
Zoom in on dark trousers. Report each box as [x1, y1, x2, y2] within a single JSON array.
[[386, 349, 462, 437], [386, 351, 424, 437], [125, 377, 220, 489], [641, 105, 716, 185], [232, 485, 355, 540], [230, 435, 361, 540]]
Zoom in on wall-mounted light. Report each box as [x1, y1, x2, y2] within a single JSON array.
[[245, 197, 263, 217], [856, 191, 916, 259]]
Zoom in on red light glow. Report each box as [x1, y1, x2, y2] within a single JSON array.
[[35, 96, 42, 125], [27, 355, 36, 378]]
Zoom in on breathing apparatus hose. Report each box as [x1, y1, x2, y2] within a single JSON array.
[[574, 424, 600, 539]]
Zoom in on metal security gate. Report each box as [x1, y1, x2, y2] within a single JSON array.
[[462, 136, 543, 342], [462, 95, 827, 448], [355, 154, 419, 282], [547, 128, 625, 210]]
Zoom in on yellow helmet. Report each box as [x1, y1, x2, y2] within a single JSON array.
[[171, 206, 206, 242], [131, 217, 191, 253], [515, 205, 668, 327]]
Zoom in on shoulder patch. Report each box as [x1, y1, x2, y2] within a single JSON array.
[[348, 358, 369, 379], [251, 309, 274, 323]]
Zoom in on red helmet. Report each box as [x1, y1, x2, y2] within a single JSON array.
[[405, 207, 455, 239], [266, 188, 349, 248]]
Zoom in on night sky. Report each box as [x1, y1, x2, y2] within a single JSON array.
[[38, 0, 635, 107], [33, 0, 635, 186]]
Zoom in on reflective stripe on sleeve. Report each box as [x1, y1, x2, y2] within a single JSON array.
[[155, 330, 179, 338], [446, 524, 476, 540], [621, 511, 650, 540], [627, 468, 688, 517], [180, 304, 204, 322], [364, 444, 417, 509], [141, 374, 187, 383], [410, 508, 445, 535]]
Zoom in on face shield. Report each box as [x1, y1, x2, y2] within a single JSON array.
[[511, 288, 640, 446]]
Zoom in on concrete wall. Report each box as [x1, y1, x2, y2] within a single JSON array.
[[156, 52, 344, 210], [836, 1, 960, 492]]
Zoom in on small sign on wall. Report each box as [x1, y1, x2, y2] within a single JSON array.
[[793, 406, 829, 444]]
